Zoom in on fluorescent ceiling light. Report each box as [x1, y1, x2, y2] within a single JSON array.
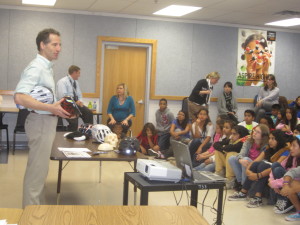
[[265, 18, 300, 27], [22, 0, 57, 6], [153, 5, 202, 17]]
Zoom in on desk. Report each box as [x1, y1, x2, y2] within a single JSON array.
[[0, 208, 23, 224], [123, 172, 225, 225], [19, 205, 209, 225], [0, 107, 19, 125], [0, 107, 19, 150], [50, 133, 147, 195]]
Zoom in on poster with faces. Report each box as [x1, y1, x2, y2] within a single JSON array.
[[236, 29, 276, 86]]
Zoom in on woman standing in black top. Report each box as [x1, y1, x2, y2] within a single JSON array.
[[188, 71, 220, 121]]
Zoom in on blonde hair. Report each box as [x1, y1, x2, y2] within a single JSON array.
[[206, 71, 221, 79], [116, 83, 129, 98]]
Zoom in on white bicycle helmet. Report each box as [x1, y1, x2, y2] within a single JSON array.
[[16, 86, 54, 109], [92, 124, 112, 143], [30, 86, 54, 104]]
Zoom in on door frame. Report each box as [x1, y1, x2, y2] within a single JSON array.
[[96, 37, 157, 124]]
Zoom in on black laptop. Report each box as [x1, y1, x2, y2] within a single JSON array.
[[171, 140, 226, 184]]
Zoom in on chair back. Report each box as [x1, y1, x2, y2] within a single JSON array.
[[14, 109, 30, 132]]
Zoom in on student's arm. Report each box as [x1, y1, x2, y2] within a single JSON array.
[[213, 138, 230, 152], [232, 97, 238, 114], [261, 87, 280, 102], [170, 122, 177, 138], [180, 123, 191, 135], [217, 95, 228, 114], [245, 148, 265, 178], [139, 145, 147, 154], [196, 136, 211, 154], [14, 93, 69, 118], [222, 142, 243, 153], [192, 121, 202, 138]]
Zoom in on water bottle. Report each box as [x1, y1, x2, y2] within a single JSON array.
[[88, 101, 93, 109], [93, 101, 97, 110]]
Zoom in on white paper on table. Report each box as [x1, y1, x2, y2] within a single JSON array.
[[62, 151, 91, 158], [58, 147, 91, 152], [0, 220, 7, 225]]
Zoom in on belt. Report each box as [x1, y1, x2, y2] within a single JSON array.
[[31, 111, 57, 117]]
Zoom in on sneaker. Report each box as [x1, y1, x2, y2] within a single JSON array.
[[155, 151, 166, 160], [228, 191, 247, 201], [247, 197, 263, 208], [274, 199, 295, 214], [226, 179, 235, 189], [147, 149, 159, 157], [285, 212, 300, 221], [233, 180, 242, 192]]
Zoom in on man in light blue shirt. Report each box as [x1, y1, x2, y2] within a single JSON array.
[[14, 28, 69, 207], [56, 65, 93, 131]]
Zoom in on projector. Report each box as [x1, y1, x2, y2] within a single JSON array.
[[136, 159, 182, 182]]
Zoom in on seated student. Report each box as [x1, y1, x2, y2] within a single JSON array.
[[275, 108, 286, 130], [282, 107, 298, 133], [288, 96, 300, 119], [281, 166, 300, 221], [211, 120, 235, 176], [155, 98, 175, 153], [229, 130, 289, 208], [217, 81, 238, 123], [238, 109, 258, 134], [259, 116, 275, 132], [214, 125, 249, 189], [170, 110, 191, 143], [228, 124, 270, 186], [137, 122, 161, 157], [271, 104, 281, 125], [294, 124, 300, 136], [194, 119, 225, 172], [189, 107, 214, 166], [269, 135, 300, 215]]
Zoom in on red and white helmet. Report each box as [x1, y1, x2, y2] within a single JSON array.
[[91, 124, 112, 143]]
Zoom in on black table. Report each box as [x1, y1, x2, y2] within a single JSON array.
[[50, 133, 147, 195], [123, 172, 225, 225]]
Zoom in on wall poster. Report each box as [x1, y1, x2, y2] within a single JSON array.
[[236, 29, 276, 86]]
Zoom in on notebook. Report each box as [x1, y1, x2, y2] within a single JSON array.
[[171, 140, 226, 184]]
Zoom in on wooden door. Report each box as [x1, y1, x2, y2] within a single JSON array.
[[102, 46, 147, 136]]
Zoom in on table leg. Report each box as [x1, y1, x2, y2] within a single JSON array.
[[216, 186, 224, 225], [99, 161, 102, 183], [57, 160, 63, 194], [140, 190, 149, 205], [123, 173, 129, 205], [190, 190, 198, 208], [132, 160, 138, 205]]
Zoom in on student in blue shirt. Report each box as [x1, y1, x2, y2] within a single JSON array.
[[107, 83, 135, 136]]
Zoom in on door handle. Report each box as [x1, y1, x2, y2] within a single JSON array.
[[136, 99, 143, 104]]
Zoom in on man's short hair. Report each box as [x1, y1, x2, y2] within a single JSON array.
[[68, 65, 81, 75], [244, 109, 255, 117], [36, 28, 60, 51], [159, 98, 167, 104]]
